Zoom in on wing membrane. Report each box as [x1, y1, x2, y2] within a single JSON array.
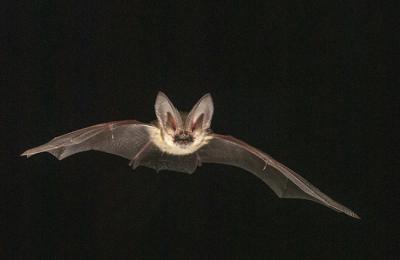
[[21, 120, 155, 160], [197, 134, 359, 219]]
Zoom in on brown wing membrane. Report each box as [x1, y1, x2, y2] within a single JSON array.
[[21, 120, 155, 160], [197, 134, 359, 219]]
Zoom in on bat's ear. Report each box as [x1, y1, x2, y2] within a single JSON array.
[[155, 92, 183, 132], [186, 93, 214, 131]]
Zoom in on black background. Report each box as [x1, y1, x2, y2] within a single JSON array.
[[2, 1, 398, 259]]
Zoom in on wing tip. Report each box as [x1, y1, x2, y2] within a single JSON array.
[[20, 146, 49, 158], [20, 150, 33, 158], [349, 211, 361, 220], [342, 209, 360, 219]]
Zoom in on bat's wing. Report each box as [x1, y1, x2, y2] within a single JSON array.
[[21, 120, 156, 160], [197, 134, 359, 219]]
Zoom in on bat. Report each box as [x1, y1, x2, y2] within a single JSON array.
[[21, 92, 360, 219]]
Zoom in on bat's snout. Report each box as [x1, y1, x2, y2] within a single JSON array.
[[173, 131, 194, 145]]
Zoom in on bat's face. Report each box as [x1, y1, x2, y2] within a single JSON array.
[[151, 92, 214, 155]]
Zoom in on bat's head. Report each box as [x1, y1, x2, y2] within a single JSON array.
[[152, 92, 214, 155]]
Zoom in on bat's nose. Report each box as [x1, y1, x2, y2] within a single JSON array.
[[174, 132, 194, 144]]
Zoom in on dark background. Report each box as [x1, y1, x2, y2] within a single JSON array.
[[2, 1, 398, 259]]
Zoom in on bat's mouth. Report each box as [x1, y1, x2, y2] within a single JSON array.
[[173, 132, 194, 145]]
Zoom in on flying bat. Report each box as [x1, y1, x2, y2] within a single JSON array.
[[21, 92, 359, 219]]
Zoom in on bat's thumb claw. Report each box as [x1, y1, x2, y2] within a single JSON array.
[[262, 163, 268, 171], [129, 159, 139, 170], [128, 160, 134, 167]]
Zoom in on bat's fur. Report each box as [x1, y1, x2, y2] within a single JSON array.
[[150, 114, 213, 156]]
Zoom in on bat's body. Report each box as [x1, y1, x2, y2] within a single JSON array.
[[22, 92, 359, 219]]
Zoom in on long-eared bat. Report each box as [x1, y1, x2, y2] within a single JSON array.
[[22, 92, 359, 219]]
